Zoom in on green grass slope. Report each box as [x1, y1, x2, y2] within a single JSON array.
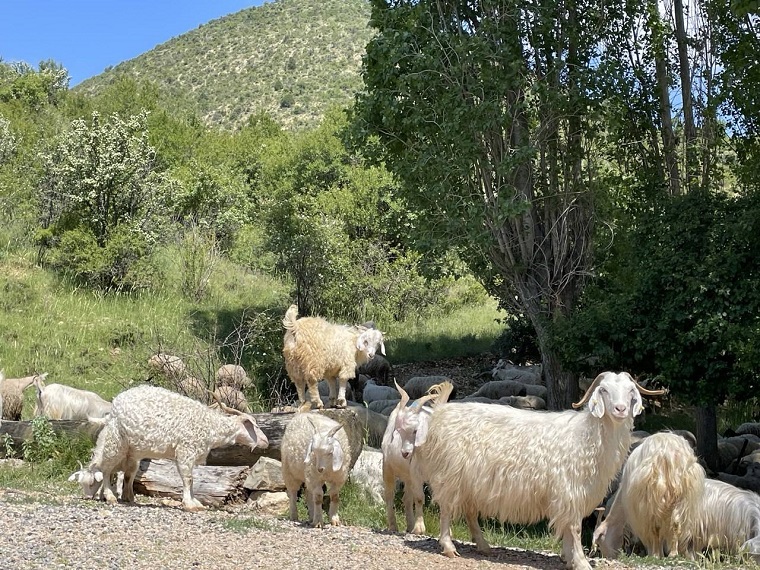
[[76, 0, 373, 130]]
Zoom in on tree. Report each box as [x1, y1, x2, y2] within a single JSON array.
[[554, 189, 760, 469], [36, 111, 168, 290], [354, 0, 623, 408]]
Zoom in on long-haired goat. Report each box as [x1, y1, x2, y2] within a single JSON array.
[[1, 372, 45, 421], [34, 377, 111, 420], [281, 412, 351, 527], [69, 385, 268, 511], [282, 305, 385, 412], [383, 380, 454, 534], [686, 479, 760, 557], [413, 371, 664, 570], [593, 431, 705, 558]]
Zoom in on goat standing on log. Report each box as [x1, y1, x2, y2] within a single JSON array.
[[282, 305, 385, 412]]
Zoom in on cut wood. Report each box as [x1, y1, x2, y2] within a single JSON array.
[[133, 458, 250, 508], [0, 408, 365, 468]]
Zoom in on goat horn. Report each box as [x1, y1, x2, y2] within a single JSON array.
[[572, 372, 609, 409], [395, 380, 410, 408], [327, 423, 343, 438]]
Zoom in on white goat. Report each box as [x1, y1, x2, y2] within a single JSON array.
[[68, 416, 126, 500], [34, 377, 111, 420], [413, 371, 664, 570], [68, 385, 268, 511], [382, 380, 454, 535], [593, 431, 705, 558], [281, 412, 351, 527], [687, 479, 760, 557], [1, 372, 44, 421], [282, 304, 385, 412]]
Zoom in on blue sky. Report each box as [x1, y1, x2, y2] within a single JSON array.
[[0, 1, 267, 87]]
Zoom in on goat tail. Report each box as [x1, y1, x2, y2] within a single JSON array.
[[282, 304, 299, 331], [427, 380, 455, 407]]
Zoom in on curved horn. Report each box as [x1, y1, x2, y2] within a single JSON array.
[[572, 372, 609, 409], [327, 423, 343, 438], [395, 380, 410, 408]]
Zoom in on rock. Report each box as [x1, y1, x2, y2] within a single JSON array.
[[244, 457, 285, 492], [248, 491, 289, 515]]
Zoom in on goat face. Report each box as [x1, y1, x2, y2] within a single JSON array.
[[234, 416, 269, 450], [588, 372, 643, 421], [305, 425, 345, 473], [394, 404, 431, 459], [356, 329, 386, 359], [68, 467, 104, 499]]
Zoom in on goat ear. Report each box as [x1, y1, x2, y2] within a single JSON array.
[[589, 388, 605, 418], [332, 441, 344, 472], [305, 441, 314, 465], [632, 390, 644, 416], [68, 472, 81, 483], [415, 411, 431, 446]]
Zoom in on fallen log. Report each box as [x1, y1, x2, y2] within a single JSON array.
[[133, 458, 250, 508], [0, 408, 365, 468]]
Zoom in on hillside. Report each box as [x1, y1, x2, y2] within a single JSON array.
[[75, 0, 373, 130]]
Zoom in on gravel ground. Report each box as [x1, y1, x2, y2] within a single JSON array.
[[0, 487, 646, 570]]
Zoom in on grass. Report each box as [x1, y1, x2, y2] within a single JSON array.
[[385, 299, 506, 364]]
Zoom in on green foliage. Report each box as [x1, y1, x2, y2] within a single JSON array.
[[556, 189, 760, 406], [36, 111, 170, 290], [0, 60, 69, 110], [75, 0, 374, 130], [22, 416, 60, 464]]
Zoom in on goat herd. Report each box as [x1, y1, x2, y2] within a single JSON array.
[[2, 304, 760, 569]]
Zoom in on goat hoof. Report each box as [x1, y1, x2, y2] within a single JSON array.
[[442, 550, 460, 558], [183, 500, 206, 512]]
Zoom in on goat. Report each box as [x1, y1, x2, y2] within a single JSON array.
[[34, 377, 111, 420], [282, 304, 385, 412], [687, 479, 760, 557], [413, 371, 664, 570], [1, 372, 45, 421], [281, 412, 351, 527], [68, 385, 268, 511], [593, 431, 705, 558], [383, 380, 454, 534]]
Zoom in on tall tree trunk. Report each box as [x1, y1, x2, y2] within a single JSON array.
[[650, 0, 681, 196], [695, 403, 719, 472], [673, 0, 698, 191]]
